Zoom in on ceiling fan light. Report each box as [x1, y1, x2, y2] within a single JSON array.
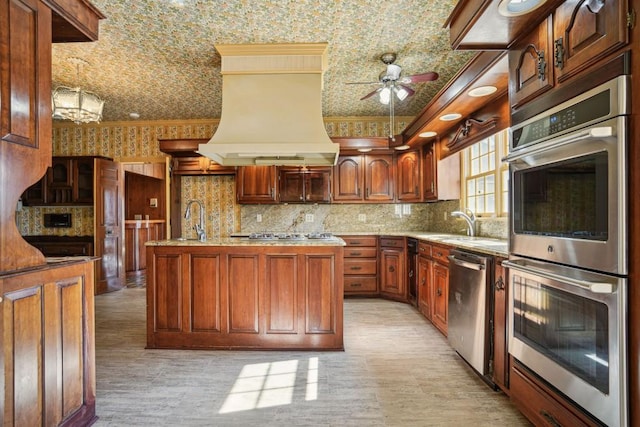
[[379, 87, 391, 105], [386, 64, 402, 80], [394, 86, 409, 101]]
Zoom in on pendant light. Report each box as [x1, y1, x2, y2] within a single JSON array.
[[52, 57, 104, 124]]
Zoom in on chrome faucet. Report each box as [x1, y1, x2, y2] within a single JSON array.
[[451, 208, 476, 236], [184, 199, 206, 241]]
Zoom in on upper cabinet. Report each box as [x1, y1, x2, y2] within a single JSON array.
[[279, 167, 331, 203], [237, 165, 278, 204], [332, 153, 394, 202], [553, 0, 629, 84], [396, 149, 421, 202], [510, 1, 630, 109]]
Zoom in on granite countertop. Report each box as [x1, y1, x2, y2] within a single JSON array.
[[146, 236, 346, 247], [337, 231, 508, 257]]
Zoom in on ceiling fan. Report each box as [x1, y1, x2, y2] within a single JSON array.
[[348, 53, 439, 105], [348, 53, 438, 141]]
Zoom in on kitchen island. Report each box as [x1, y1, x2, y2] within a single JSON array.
[[146, 237, 345, 350]]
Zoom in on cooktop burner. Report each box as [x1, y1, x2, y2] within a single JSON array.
[[246, 232, 334, 241]]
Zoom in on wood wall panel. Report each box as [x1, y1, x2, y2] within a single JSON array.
[[59, 280, 84, 417], [191, 254, 222, 332], [265, 255, 297, 333], [154, 254, 182, 331], [305, 255, 334, 333], [227, 255, 259, 333]]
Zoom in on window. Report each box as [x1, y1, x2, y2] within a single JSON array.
[[461, 129, 509, 216]]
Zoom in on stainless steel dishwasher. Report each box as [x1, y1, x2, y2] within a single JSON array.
[[447, 249, 494, 387]]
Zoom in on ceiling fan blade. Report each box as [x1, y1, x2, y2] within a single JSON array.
[[345, 81, 381, 85], [397, 83, 415, 97], [360, 87, 382, 100], [403, 71, 439, 83]]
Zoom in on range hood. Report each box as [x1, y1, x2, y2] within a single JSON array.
[[198, 43, 340, 166]]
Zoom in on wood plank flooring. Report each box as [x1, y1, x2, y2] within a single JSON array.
[[93, 288, 530, 426]]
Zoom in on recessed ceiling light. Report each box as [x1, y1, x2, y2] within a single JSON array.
[[394, 144, 410, 151], [129, 112, 140, 119], [498, 0, 546, 17], [468, 85, 497, 97], [419, 131, 437, 138], [357, 148, 372, 153], [439, 113, 462, 122]]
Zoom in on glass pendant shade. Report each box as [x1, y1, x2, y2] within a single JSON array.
[[379, 87, 391, 105], [52, 86, 104, 124]]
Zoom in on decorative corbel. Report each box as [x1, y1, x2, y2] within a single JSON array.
[[446, 117, 499, 152]]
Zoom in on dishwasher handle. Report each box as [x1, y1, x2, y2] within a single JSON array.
[[448, 255, 485, 271]]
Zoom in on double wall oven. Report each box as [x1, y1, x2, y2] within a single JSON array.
[[504, 76, 629, 427]]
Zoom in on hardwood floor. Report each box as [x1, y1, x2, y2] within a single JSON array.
[[93, 289, 530, 426]]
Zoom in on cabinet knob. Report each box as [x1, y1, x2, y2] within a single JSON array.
[[437, 288, 442, 296], [421, 278, 426, 285], [495, 277, 505, 291], [389, 266, 395, 273]]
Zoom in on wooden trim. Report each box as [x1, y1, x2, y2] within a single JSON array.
[[446, 117, 499, 152]]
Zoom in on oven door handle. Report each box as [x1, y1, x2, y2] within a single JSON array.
[[502, 260, 614, 294], [503, 126, 613, 163]]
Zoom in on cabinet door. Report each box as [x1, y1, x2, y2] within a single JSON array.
[[365, 154, 394, 201], [73, 157, 94, 204], [423, 144, 437, 200], [417, 255, 432, 320], [22, 175, 47, 205], [279, 169, 305, 202], [380, 248, 406, 299], [396, 150, 421, 201], [305, 169, 331, 203], [46, 157, 73, 203], [333, 155, 364, 201], [237, 166, 278, 203], [509, 16, 554, 108], [432, 262, 449, 336], [553, 0, 629, 83], [493, 257, 509, 391]]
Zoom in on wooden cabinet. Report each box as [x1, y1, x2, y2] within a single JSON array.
[[236, 165, 278, 203], [333, 154, 394, 202], [553, 0, 629, 84], [171, 156, 235, 175], [279, 167, 331, 203], [341, 235, 378, 295], [125, 220, 165, 277], [511, 359, 602, 427], [0, 259, 98, 426], [396, 149, 421, 202], [431, 244, 450, 336], [146, 244, 344, 350], [509, 16, 554, 108], [379, 236, 406, 301], [493, 256, 509, 393], [509, 1, 629, 108], [417, 242, 433, 320], [22, 156, 106, 206], [423, 144, 460, 202]]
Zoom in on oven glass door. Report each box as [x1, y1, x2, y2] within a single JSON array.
[[512, 273, 609, 393], [512, 151, 608, 241]]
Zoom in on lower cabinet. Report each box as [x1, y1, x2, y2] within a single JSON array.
[[379, 237, 406, 301], [124, 220, 165, 276], [430, 244, 450, 336], [0, 259, 97, 426], [341, 235, 378, 295]]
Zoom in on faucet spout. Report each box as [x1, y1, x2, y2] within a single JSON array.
[[184, 199, 206, 241], [451, 209, 476, 236]]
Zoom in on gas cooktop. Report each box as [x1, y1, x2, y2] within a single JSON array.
[[245, 232, 334, 241]]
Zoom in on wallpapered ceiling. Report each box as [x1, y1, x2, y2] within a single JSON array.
[[51, 0, 474, 123]]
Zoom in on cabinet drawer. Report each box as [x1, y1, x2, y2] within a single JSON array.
[[511, 364, 597, 427], [431, 245, 450, 265], [380, 237, 404, 248], [344, 259, 377, 275], [418, 242, 432, 257], [344, 276, 378, 292], [344, 247, 377, 258], [341, 236, 377, 247]]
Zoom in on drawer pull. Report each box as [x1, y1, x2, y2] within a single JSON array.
[[351, 241, 361, 245], [351, 283, 362, 287], [421, 278, 426, 285], [349, 252, 362, 256], [350, 266, 362, 271], [435, 251, 443, 257], [539, 410, 561, 427]]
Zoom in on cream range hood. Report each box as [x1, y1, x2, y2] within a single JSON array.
[[198, 43, 340, 166]]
